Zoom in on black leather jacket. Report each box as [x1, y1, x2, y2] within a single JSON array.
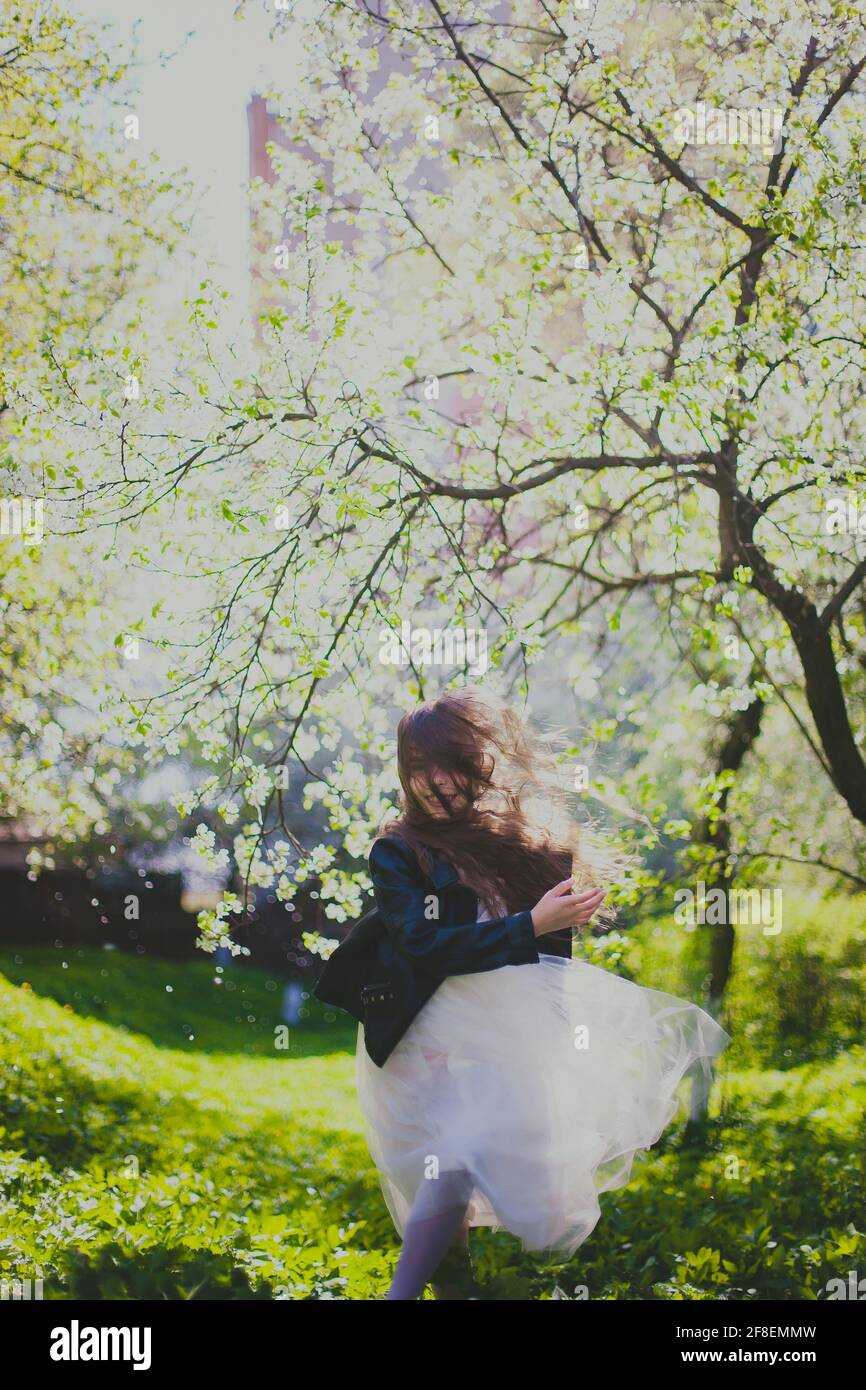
[[312, 832, 573, 1068]]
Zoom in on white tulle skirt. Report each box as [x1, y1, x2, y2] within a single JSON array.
[[355, 950, 731, 1257]]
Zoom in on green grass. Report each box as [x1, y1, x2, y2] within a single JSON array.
[[0, 945, 357, 1057], [1, 896, 864, 1300]]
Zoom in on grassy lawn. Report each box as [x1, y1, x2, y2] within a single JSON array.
[[1, 896, 864, 1300]]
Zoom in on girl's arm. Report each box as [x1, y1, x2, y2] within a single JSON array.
[[368, 836, 540, 977]]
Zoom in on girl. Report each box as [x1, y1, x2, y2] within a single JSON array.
[[355, 688, 730, 1300]]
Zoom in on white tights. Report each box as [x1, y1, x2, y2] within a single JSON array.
[[386, 1169, 474, 1300]]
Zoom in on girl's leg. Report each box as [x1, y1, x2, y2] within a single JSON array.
[[386, 1169, 473, 1301]]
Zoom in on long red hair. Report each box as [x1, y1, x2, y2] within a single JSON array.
[[376, 687, 620, 923]]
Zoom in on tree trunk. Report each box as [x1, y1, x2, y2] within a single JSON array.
[[688, 676, 764, 1125], [736, 510, 866, 823]]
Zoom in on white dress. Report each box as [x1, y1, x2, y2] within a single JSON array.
[[354, 895, 731, 1257]]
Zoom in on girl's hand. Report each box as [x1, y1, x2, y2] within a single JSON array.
[[530, 879, 606, 936]]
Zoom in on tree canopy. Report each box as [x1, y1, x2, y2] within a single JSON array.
[[3, 0, 864, 953]]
